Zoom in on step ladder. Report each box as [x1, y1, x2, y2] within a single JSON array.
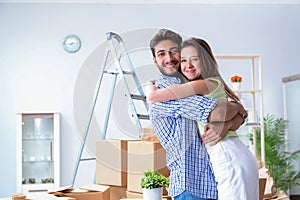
[[70, 32, 149, 186]]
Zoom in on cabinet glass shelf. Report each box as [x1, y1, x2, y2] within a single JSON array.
[[23, 161, 54, 164], [22, 138, 54, 141]]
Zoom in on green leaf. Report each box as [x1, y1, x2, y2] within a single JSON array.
[[140, 170, 169, 189], [249, 114, 300, 192]]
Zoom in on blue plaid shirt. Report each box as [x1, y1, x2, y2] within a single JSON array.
[[149, 75, 218, 199]]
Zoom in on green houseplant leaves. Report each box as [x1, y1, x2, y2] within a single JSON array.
[[140, 170, 169, 189], [250, 114, 300, 193]]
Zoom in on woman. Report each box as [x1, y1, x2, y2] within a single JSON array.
[[148, 38, 259, 200]]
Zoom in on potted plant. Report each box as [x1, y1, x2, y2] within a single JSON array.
[[231, 75, 242, 91], [140, 170, 169, 200], [249, 114, 300, 195]]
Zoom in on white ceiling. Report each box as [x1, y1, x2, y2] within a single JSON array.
[[0, 0, 300, 4]]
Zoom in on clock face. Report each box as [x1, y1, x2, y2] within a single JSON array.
[[63, 34, 81, 53]]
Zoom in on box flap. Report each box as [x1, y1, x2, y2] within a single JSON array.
[[80, 184, 110, 192]]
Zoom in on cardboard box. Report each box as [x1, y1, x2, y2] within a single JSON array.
[[126, 190, 143, 198], [11, 193, 75, 200], [142, 128, 159, 142], [96, 140, 128, 186], [107, 185, 127, 200], [266, 194, 289, 200], [259, 178, 266, 200], [142, 128, 155, 137], [49, 184, 110, 200], [127, 141, 170, 193]]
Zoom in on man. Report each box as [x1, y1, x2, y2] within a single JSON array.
[[149, 29, 246, 200]]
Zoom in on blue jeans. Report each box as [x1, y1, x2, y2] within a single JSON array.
[[174, 191, 216, 200]]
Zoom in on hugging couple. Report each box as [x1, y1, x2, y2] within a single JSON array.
[[147, 29, 259, 200]]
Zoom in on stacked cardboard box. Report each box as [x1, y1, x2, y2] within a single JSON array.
[[127, 140, 169, 194], [49, 185, 110, 200], [95, 140, 128, 200], [96, 140, 128, 186], [95, 139, 171, 200]]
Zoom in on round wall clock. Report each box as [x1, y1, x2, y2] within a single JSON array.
[[63, 34, 81, 53]]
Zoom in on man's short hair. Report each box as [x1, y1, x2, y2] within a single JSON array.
[[149, 29, 182, 57]]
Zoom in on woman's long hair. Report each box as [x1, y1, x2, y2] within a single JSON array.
[[182, 38, 240, 102]]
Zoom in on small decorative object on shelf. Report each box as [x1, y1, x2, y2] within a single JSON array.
[[12, 193, 26, 200], [231, 75, 242, 91]]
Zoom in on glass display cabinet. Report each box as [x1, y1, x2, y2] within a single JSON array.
[[16, 113, 60, 193]]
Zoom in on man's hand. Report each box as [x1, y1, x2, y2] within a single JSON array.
[[208, 100, 248, 122], [239, 104, 248, 120], [202, 112, 246, 145], [202, 121, 230, 146]]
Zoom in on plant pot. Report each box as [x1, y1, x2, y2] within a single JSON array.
[[232, 82, 241, 91], [142, 187, 163, 200]]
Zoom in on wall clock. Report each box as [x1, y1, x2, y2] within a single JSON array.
[[63, 34, 81, 53]]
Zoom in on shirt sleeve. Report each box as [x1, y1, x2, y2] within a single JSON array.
[[150, 95, 217, 123]]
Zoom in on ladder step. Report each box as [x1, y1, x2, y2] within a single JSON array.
[[131, 94, 147, 100], [80, 158, 96, 161], [104, 69, 133, 75], [137, 114, 150, 120]]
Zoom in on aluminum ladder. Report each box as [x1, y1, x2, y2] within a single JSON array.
[[70, 32, 149, 186]]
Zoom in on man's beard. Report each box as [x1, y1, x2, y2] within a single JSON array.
[[157, 63, 182, 78]]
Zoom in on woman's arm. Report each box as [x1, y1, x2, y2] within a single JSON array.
[[147, 79, 215, 102], [148, 78, 247, 123]]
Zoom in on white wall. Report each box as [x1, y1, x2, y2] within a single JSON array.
[[0, 3, 300, 197]]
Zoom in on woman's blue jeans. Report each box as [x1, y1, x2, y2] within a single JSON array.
[[174, 191, 216, 200]]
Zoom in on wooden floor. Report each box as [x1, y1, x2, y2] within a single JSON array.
[[290, 195, 300, 200]]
